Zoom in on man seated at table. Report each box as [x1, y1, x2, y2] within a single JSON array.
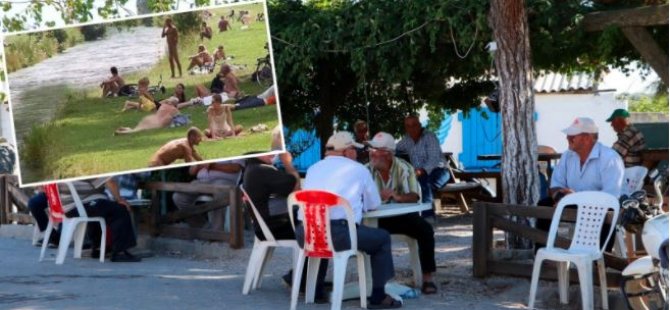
[[607, 108, 646, 167], [366, 131, 438, 294], [536, 117, 624, 250], [300, 131, 402, 309], [59, 178, 142, 262], [396, 115, 449, 217], [173, 159, 244, 229], [243, 151, 330, 299]]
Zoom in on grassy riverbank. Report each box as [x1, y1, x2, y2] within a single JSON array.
[[18, 4, 278, 184]]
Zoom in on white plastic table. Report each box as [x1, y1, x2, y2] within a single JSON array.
[[339, 203, 432, 301]]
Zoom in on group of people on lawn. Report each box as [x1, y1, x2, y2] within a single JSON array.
[[98, 15, 276, 168]]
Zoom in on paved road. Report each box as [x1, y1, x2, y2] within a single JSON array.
[[0, 215, 629, 310]]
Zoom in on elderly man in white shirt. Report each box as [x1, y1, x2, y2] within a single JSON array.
[[536, 117, 624, 251], [298, 131, 401, 309]]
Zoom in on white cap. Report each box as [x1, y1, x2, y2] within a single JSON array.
[[326, 131, 363, 151], [561, 117, 599, 135], [367, 132, 396, 151]]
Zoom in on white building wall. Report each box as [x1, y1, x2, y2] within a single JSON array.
[[535, 92, 624, 153], [435, 91, 624, 162], [441, 114, 463, 162]]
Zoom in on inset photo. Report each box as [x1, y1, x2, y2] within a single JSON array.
[[3, 1, 282, 186]]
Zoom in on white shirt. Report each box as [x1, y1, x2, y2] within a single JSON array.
[[196, 159, 245, 183], [303, 155, 381, 223], [551, 142, 624, 197]]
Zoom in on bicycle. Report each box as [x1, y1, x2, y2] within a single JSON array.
[[123, 75, 166, 97], [251, 54, 273, 87]]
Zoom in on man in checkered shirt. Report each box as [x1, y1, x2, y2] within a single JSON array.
[[607, 109, 646, 167], [396, 115, 450, 217]]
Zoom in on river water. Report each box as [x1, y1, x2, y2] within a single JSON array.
[[7, 27, 165, 142]]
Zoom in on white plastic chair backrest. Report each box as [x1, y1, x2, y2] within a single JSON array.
[[287, 190, 357, 258], [622, 166, 648, 196], [546, 191, 620, 254], [65, 182, 90, 218], [240, 185, 276, 242]]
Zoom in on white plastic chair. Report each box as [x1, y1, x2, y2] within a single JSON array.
[[391, 235, 422, 287], [528, 191, 620, 310], [288, 190, 367, 310], [240, 185, 300, 295], [621, 166, 648, 196], [39, 182, 107, 265]]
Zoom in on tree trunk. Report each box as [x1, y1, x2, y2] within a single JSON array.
[[489, 0, 539, 249]]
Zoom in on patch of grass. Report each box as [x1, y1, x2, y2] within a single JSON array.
[[20, 5, 279, 183]]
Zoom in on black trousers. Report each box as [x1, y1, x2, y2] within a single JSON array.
[[66, 199, 136, 253], [378, 213, 436, 274]]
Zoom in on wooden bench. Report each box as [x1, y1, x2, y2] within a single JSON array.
[[472, 201, 625, 287], [141, 181, 244, 249]]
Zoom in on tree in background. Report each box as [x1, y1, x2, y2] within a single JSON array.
[[269, 0, 667, 148]]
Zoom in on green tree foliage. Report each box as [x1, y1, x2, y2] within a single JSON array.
[[268, 0, 667, 148], [80, 24, 107, 41], [170, 11, 204, 34], [628, 93, 670, 113]]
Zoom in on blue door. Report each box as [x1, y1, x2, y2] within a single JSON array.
[[458, 108, 503, 170]]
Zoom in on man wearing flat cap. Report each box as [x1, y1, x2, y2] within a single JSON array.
[[607, 108, 646, 167]]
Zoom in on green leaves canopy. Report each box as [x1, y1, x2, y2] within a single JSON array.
[[268, 0, 667, 137]]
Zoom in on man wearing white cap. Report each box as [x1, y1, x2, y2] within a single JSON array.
[[550, 117, 624, 201], [367, 132, 438, 294], [299, 131, 402, 309], [536, 117, 624, 250]]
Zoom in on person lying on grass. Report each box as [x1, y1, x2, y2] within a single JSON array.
[[187, 44, 213, 72], [204, 95, 242, 140], [121, 77, 157, 112], [148, 127, 204, 167], [114, 103, 180, 135], [100, 66, 127, 98]]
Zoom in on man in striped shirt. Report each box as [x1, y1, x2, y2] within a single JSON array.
[[367, 132, 438, 294], [607, 109, 646, 167]]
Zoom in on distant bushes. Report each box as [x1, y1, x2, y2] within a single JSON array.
[[80, 24, 107, 41], [5, 28, 84, 73]]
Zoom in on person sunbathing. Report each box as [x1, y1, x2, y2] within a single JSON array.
[[192, 64, 240, 100], [121, 77, 157, 112], [100, 66, 127, 98], [187, 45, 213, 72], [115, 103, 179, 135], [204, 95, 242, 140], [200, 22, 213, 41], [213, 45, 226, 63], [148, 127, 204, 167]]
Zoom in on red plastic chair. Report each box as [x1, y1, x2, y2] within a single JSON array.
[[39, 183, 107, 264], [287, 190, 367, 310]]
